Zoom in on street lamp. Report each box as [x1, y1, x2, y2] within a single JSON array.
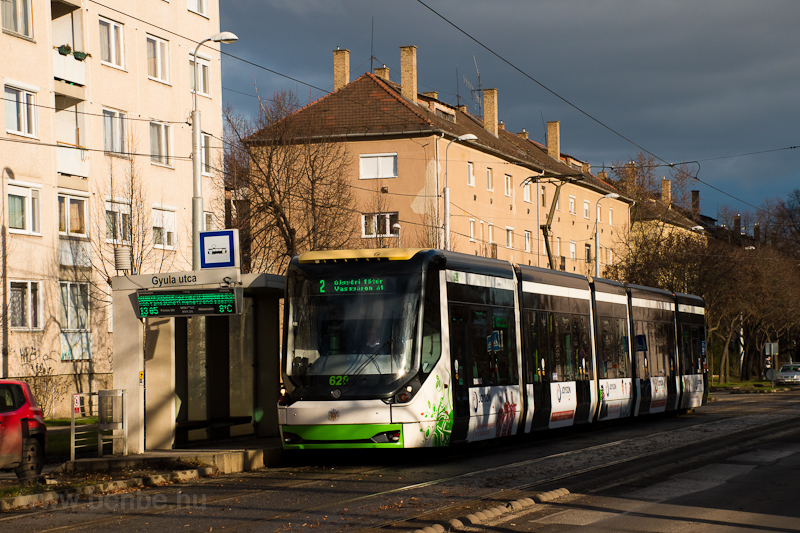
[[393, 223, 401, 248], [192, 31, 238, 270], [444, 133, 478, 251], [595, 193, 619, 277]]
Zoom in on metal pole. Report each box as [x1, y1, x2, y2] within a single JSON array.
[[191, 38, 208, 271]]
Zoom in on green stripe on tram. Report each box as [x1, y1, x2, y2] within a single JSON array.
[[282, 424, 404, 449]]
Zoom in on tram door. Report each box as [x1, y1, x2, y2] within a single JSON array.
[[448, 305, 470, 443], [633, 321, 652, 415], [665, 323, 678, 410], [528, 311, 551, 430], [573, 315, 592, 423]]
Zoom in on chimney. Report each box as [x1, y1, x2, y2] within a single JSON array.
[[582, 162, 590, 174], [517, 129, 528, 140], [333, 48, 350, 91], [753, 223, 760, 242], [498, 121, 505, 131], [457, 104, 467, 113], [374, 65, 390, 81], [734, 214, 741, 235], [423, 91, 438, 100], [483, 88, 498, 136], [400, 45, 417, 105], [661, 178, 672, 205], [691, 190, 700, 215], [547, 121, 560, 160], [598, 171, 607, 181]]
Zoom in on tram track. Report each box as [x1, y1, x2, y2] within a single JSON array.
[[8, 396, 799, 532]]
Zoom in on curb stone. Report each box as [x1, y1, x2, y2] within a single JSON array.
[[417, 488, 570, 532], [0, 466, 218, 512]]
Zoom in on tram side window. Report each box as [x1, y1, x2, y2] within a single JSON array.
[[665, 322, 676, 375], [553, 314, 570, 381], [680, 326, 692, 374], [649, 322, 664, 377], [526, 310, 550, 383], [420, 272, 442, 375], [573, 315, 591, 381], [449, 305, 468, 385], [491, 308, 517, 386], [470, 309, 494, 385], [634, 320, 649, 379], [599, 317, 627, 379], [691, 326, 702, 374]]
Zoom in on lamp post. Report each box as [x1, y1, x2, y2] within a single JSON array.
[[393, 223, 401, 248], [192, 31, 238, 270], [595, 193, 619, 277], [444, 133, 478, 251]]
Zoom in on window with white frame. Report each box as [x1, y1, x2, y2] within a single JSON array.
[[58, 194, 87, 237], [149, 121, 171, 165], [1, 0, 31, 37], [569, 241, 576, 260], [524, 230, 531, 252], [504, 175, 513, 197], [584, 200, 590, 219], [203, 211, 213, 231], [190, 53, 210, 97], [201, 133, 212, 174], [146, 34, 169, 82], [469, 218, 475, 241], [596, 203, 602, 223], [608, 207, 613, 226], [359, 153, 397, 179], [486, 168, 493, 191], [523, 182, 531, 203], [467, 162, 474, 187], [506, 227, 514, 249], [585, 244, 592, 263], [188, 0, 207, 16], [8, 184, 40, 234], [99, 17, 124, 68], [4, 85, 36, 137], [60, 281, 89, 331], [105, 200, 131, 243], [10, 281, 38, 329], [362, 212, 399, 237], [568, 195, 576, 215], [488, 223, 494, 243], [556, 237, 561, 257], [102, 109, 126, 154], [608, 249, 614, 265], [153, 206, 176, 248]]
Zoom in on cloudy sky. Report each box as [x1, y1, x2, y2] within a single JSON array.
[[220, 0, 800, 222]]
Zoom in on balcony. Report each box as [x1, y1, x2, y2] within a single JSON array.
[[57, 142, 89, 178], [52, 48, 86, 86]]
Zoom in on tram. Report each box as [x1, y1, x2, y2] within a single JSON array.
[[278, 248, 707, 449]]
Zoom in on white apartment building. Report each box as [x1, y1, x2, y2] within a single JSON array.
[[1, 0, 226, 415]]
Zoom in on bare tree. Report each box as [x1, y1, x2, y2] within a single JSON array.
[[224, 91, 357, 273]]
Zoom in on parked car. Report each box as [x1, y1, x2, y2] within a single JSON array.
[[0, 380, 47, 478], [776, 363, 800, 386]]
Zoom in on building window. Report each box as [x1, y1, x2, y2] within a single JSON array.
[[523, 182, 531, 203], [105, 200, 131, 243], [362, 212, 399, 237], [146, 34, 169, 82], [556, 237, 561, 257], [8, 184, 40, 234], [609, 207, 613, 226], [99, 17, 124, 68], [488, 223, 494, 244], [608, 249, 614, 265], [569, 241, 576, 261], [524, 230, 531, 252], [467, 162, 474, 187], [149, 121, 171, 165], [584, 200, 590, 219], [190, 54, 210, 97], [153, 206, 176, 249], [10, 281, 38, 329], [359, 153, 397, 179], [506, 227, 514, 249], [1, 0, 31, 37], [201, 133, 212, 174], [60, 282, 89, 331], [486, 168, 493, 191], [469, 219, 476, 241], [103, 109, 126, 154], [504, 175, 513, 197], [58, 194, 87, 237], [203, 211, 213, 231], [4, 85, 36, 137], [585, 244, 592, 263], [188, 0, 207, 16], [541, 185, 546, 207], [568, 196, 576, 215]]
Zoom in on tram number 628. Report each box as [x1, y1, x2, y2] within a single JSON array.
[[329, 375, 349, 386]]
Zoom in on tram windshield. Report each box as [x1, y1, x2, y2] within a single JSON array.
[[284, 261, 423, 396]]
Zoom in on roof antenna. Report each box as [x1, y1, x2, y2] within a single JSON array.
[[463, 56, 483, 117], [370, 17, 374, 73]]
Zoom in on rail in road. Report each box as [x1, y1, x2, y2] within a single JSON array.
[[1, 392, 799, 532]]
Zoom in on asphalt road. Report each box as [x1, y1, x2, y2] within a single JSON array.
[[1, 391, 798, 532]]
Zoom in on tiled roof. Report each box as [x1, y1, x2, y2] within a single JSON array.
[[251, 72, 624, 198]]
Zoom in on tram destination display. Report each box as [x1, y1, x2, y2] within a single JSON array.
[[137, 288, 241, 317], [314, 277, 395, 295]]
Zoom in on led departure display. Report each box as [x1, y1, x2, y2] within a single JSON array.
[[314, 277, 394, 295], [137, 289, 240, 317]]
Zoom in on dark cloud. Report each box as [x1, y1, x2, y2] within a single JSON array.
[[221, 0, 800, 217]]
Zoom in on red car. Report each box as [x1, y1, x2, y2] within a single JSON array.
[[0, 380, 46, 478]]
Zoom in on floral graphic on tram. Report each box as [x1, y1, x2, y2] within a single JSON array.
[[421, 372, 453, 447]]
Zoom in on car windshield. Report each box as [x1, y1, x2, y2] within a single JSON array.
[[779, 364, 800, 372]]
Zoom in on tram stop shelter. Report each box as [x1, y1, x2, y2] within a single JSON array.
[[112, 269, 285, 453]]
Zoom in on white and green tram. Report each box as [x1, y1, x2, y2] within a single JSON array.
[[278, 248, 707, 449]]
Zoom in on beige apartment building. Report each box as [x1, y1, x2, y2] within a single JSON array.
[[254, 45, 630, 275], [1, 0, 226, 415]]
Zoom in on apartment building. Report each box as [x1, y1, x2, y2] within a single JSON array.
[[249, 45, 629, 275], [1, 0, 226, 415]]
